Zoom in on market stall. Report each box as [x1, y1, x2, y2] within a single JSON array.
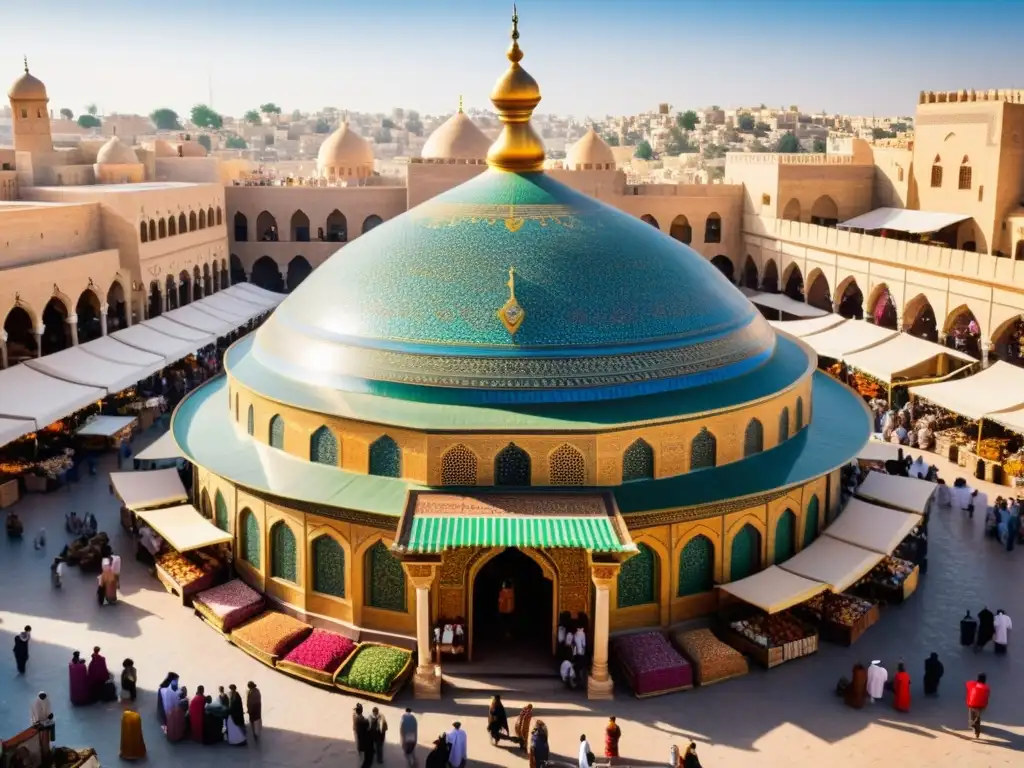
[[0, 364, 105, 432], [740, 288, 829, 319], [798, 319, 899, 360], [229, 611, 312, 667], [24, 345, 150, 396], [160, 304, 235, 338], [851, 555, 919, 604], [718, 566, 824, 667], [74, 414, 137, 451], [841, 333, 975, 404], [109, 467, 189, 531], [134, 503, 231, 602], [670, 628, 748, 686], [134, 431, 185, 467], [277, 628, 358, 688], [110, 323, 205, 362], [855, 471, 936, 516], [769, 313, 846, 338], [334, 642, 414, 702], [823, 497, 922, 554]]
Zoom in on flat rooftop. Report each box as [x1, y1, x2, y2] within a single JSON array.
[[32, 181, 210, 193]]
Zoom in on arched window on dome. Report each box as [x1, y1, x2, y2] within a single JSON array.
[[189, 211, 197, 232], [678, 535, 714, 597], [495, 443, 531, 486], [270, 521, 298, 583], [246, 405, 254, 436], [198, 209, 206, 229], [804, 495, 820, 547], [369, 435, 402, 478], [796, 397, 805, 430], [139, 221, 148, 243], [778, 407, 790, 443], [326, 210, 347, 242], [690, 428, 717, 470], [774, 509, 796, 564], [148, 220, 157, 242], [743, 419, 764, 457], [240, 508, 260, 569], [549, 444, 586, 485], [622, 439, 654, 482], [312, 535, 346, 598], [216, 207, 223, 226], [730, 524, 762, 581], [704, 213, 722, 244], [362, 214, 383, 234], [268, 415, 285, 450], [365, 540, 406, 612], [441, 444, 478, 485], [214, 490, 229, 532], [310, 426, 338, 466], [617, 542, 658, 608]]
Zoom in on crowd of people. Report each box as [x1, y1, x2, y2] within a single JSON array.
[[557, 612, 589, 689]]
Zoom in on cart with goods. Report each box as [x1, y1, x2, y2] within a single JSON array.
[[193, 579, 266, 636], [230, 611, 313, 667], [721, 612, 819, 668], [334, 642, 413, 702], [851, 556, 918, 604], [611, 631, 693, 698], [277, 628, 359, 688], [670, 628, 748, 686], [794, 592, 880, 646]]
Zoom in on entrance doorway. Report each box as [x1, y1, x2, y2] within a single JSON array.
[[472, 548, 552, 660]]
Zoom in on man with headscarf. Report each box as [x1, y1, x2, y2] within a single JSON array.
[[246, 681, 262, 743], [400, 707, 418, 768], [87, 647, 110, 702], [31, 691, 55, 742], [976, 607, 995, 651], [866, 660, 887, 703], [158, 673, 180, 725], [69, 652, 90, 706], [13, 625, 31, 674], [924, 652, 944, 695], [189, 685, 206, 743], [578, 734, 593, 768]]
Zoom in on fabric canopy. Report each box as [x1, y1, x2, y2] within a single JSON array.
[[987, 405, 1024, 435], [799, 319, 899, 359], [842, 333, 975, 382], [838, 207, 970, 234], [0, 416, 35, 446], [741, 288, 829, 318], [160, 304, 234, 336], [855, 471, 936, 515], [857, 440, 904, 463], [24, 346, 148, 394], [719, 565, 827, 613], [769, 314, 846, 337], [135, 504, 232, 552], [0, 364, 104, 428], [910, 361, 1024, 420], [78, 336, 166, 377], [231, 283, 285, 307], [140, 316, 214, 345], [109, 468, 188, 510], [823, 498, 920, 554], [201, 292, 267, 320], [75, 415, 137, 437], [135, 431, 184, 461], [111, 324, 202, 362], [778, 536, 883, 592]]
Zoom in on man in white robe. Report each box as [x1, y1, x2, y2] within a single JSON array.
[[866, 660, 887, 703]]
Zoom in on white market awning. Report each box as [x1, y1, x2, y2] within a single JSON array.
[[75, 414, 137, 438], [135, 431, 184, 461], [78, 336, 167, 378], [987, 405, 1024, 435], [778, 536, 884, 593], [111, 324, 203, 362], [24, 346, 148, 395], [838, 207, 970, 233], [799, 319, 899, 359], [842, 333, 975, 382], [230, 283, 285, 308], [719, 565, 827, 614], [769, 314, 846, 338], [202, 292, 267, 320], [0, 364, 104, 429], [135, 504, 232, 552], [0, 417, 36, 446], [824, 497, 921, 554], [910, 361, 1024, 420], [741, 288, 829, 318], [160, 304, 235, 337], [855, 471, 936, 516], [109, 467, 188, 510], [140, 316, 214, 346], [857, 439, 904, 463]]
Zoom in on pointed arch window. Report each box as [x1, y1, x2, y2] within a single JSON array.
[[690, 428, 717, 470], [441, 444, 478, 485], [310, 426, 338, 466], [743, 418, 764, 457], [369, 435, 402, 478], [617, 543, 657, 607], [241, 509, 260, 568], [365, 541, 406, 612], [312, 536, 346, 598], [796, 397, 805, 430], [804, 495, 820, 547], [268, 415, 285, 450], [246, 405, 254, 435], [678, 535, 714, 597], [730, 524, 762, 581], [930, 156, 943, 188], [495, 443, 531, 486], [778, 407, 790, 442], [214, 490, 229, 532], [958, 157, 972, 190], [774, 510, 796, 564], [549, 444, 586, 485], [622, 439, 654, 482], [270, 522, 297, 582]]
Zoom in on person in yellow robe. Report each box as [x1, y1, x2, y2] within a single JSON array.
[[120, 709, 146, 760]]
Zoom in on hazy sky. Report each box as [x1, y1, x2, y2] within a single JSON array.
[[3, 0, 1018, 120]]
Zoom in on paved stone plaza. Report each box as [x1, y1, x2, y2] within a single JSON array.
[[1, 429, 1022, 768]]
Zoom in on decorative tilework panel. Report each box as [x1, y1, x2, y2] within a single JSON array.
[[804, 495, 820, 548], [242, 509, 260, 569], [778, 407, 790, 442], [796, 397, 804, 430], [774, 510, 796, 564], [312, 535, 346, 598], [441, 444, 478, 485], [269, 415, 285, 450], [366, 541, 407, 612], [690, 428, 717, 470], [271, 522, 298, 583], [678, 535, 715, 597], [246, 405, 254, 436], [214, 490, 229, 532], [310, 426, 339, 466], [495, 444, 531, 486], [743, 418, 764, 457], [622, 439, 654, 482], [730, 524, 761, 581], [549, 444, 586, 486], [617, 542, 657, 607], [369, 435, 402, 478]]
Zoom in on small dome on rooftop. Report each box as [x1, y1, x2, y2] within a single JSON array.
[[566, 128, 615, 170], [96, 135, 140, 165], [317, 122, 374, 178], [421, 107, 492, 162]]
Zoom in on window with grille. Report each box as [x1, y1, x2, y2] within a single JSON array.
[[958, 165, 972, 190], [246, 405, 254, 435], [930, 164, 943, 188], [269, 415, 285, 449], [270, 522, 297, 582], [704, 214, 722, 243], [310, 426, 338, 466], [214, 491, 229, 532], [743, 419, 764, 457], [617, 543, 657, 607], [804, 495, 820, 547], [369, 435, 402, 478], [441, 444, 478, 485], [622, 439, 654, 481], [312, 536, 346, 598], [365, 541, 406, 611], [774, 510, 796, 564], [730, 524, 761, 581], [549, 444, 586, 485], [494, 444, 531, 486], [690, 428, 717, 470], [241, 509, 260, 568], [778, 407, 790, 442], [796, 398, 804, 430], [678, 535, 714, 597]]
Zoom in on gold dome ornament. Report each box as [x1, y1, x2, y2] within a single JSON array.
[[486, 5, 546, 173], [497, 266, 526, 335]]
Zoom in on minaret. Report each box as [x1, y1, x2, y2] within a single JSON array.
[[485, 4, 546, 173], [8, 57, 53, 154]]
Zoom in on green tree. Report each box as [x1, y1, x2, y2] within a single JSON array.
[[872, 127, 897, 140], [197, 134, 212, 151], [150, 108, 181, 130], [260, 103, 281, 115], [677, 110, 699, 131], [665, 127, 695, 155], [754, 121, 771, 138], [382, 118, 396, 130], [59, 108, 73, 121], [603, 133, 620, 146], [244, 110, 261, 125], [703, 143, 727, 160], [190, 104, 223, 130], [633, 140, 653, 160], [775, 133, 801, 153], [314, 118, 331, 134], [225, 136, 247, 149], [737, 114, 755, 132], [77, 114, 101, 129], [812, 137, 827, 153], [86, 104, 98, 116]]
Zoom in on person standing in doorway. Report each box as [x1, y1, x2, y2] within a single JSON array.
[[13, 626, 31, 675], [498, 580, 515, 640], [400, 707, 418, 768], [966, 673, 991, 738], [993, 610, 1012, 655]]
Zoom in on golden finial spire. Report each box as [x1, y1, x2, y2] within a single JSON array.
[[486, 4, 545, 173], [458, 94, 464, 114], [497, 265, 525, 335], [23, 55, 28, 74]]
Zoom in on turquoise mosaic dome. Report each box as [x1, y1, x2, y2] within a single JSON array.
[[252, 169, 775, 404]]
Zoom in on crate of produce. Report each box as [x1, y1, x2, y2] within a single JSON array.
[[193, 579, 265, 635], [852, 557, 917, 605], [796, 593, 880, 646], [156, 551, 218, 603], [611, 631, 693, 698], [277, 629, 358, 688], [723, 613, 818, 668], [334, 642, 413, 702], [670, 628, 748, 686], [230, 611, 312, 667]]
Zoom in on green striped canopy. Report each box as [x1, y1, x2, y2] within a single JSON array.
[[406, 515, 628, 553]]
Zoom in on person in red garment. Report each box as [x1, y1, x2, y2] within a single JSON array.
[[892, 662, 911, 713], [189, 686, 206, 743], [966, 673, 991, 738]]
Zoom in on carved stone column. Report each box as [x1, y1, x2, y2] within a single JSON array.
[[33, 326, 44, 358], [65, 314, 79, 346], [981, 340, 992, 369], [100, 303, 109, 336], [403, 562, 441, 699], [588, 562, 620, 700]]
